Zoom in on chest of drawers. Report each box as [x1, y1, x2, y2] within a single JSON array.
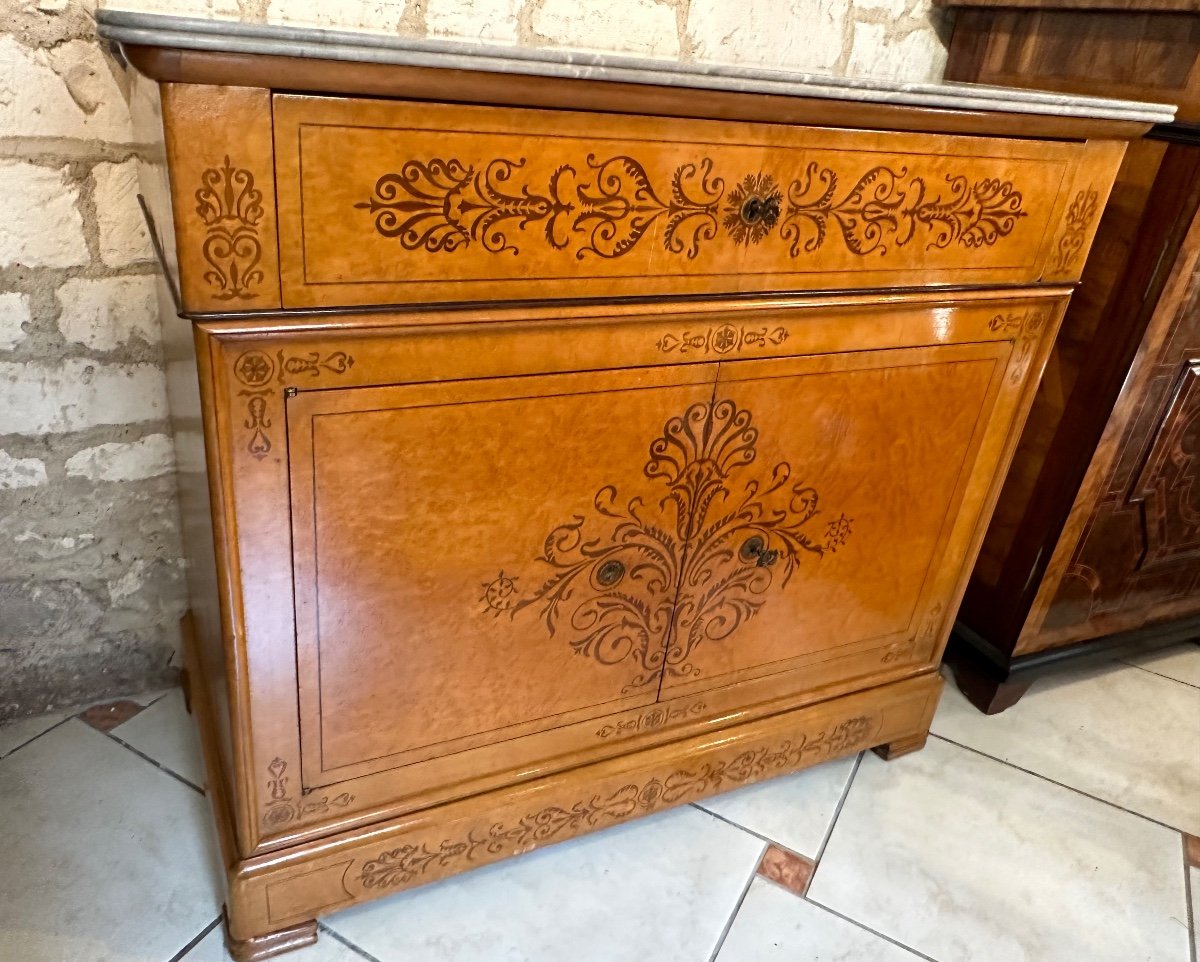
[[99, 10, 1170, 958]]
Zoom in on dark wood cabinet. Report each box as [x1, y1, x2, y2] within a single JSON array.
[[937, 0, 1200, 712]]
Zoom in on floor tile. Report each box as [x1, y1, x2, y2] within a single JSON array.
[[0, 712, 67, 758], [113, 687, 205, 788], [756, 845, 815, 897], [79, 699, 150, 733], [0, 719, 223, 962], [1125, 643, 1200, 688], [695, 752, 857, 858], [808, 737, 1190, 962], [933, 661, 1200, 834], [326, 805, 765, 962], [717, 877, 924, 961], [180, 924, 367, 962]]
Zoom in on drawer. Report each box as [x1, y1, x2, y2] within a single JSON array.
[[265, 95, 1122, 310], [198, 287, 1066, 844]]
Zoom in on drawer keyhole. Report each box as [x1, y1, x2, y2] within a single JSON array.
[[740, 536, 779, 568], [596, 559, 626, 586]]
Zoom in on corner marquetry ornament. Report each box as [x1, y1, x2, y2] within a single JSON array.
[[1050, 187, 1100, 274], [988, 311, 1049, 384], [233, 350, 356, 459], [357, 156, 1027, 261], [482, 399, 854, 689], [196, 156, 266, 300], [263, 757, 354, 830]]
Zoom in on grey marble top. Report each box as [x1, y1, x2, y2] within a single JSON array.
[[96, 8, 1177, 125]]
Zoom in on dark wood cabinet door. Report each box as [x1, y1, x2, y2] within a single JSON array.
[[287, 364, 716, 789], [660, 344, 1013, 699], [1035, 241, 1200, 645]]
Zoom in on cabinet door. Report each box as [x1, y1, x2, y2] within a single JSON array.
[[660, 343, 1011, 698], [288, 364, 715, 787]]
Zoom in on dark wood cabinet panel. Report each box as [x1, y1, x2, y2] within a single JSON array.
[[1034, 201, 1200, 645], [939, 0, 1200, 713]]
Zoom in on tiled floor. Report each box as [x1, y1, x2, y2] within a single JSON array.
[[1, 648, 1197, 962]]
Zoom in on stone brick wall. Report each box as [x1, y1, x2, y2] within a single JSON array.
[[0, 0, 950, 718]]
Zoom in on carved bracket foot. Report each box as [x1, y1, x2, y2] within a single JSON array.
[[224, 910, 318, 962], [872, 732, 929, 761]]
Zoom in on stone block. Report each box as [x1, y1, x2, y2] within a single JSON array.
[[0, 359, 167, 436], [92, 159, 155, 268], [0, 450, 47, 489], [64, 433, 175, 483], [0, 161, 88, 269], [57, 275, 160, 351], [0, 36, 135, 142], [688, 0, 850, 73], [533, 0, 680, 57], [0, 292, 32, 352]]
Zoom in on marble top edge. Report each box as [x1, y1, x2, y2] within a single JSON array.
[[95, 8, 1177, 124]]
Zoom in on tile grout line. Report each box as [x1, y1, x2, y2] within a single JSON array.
[[1120, 660, 1200, 692], [805, 896, 944, 962], [1184, 836, 1197, 962], [164, 915, 221, 962], [0, 714, 75, 761], [929, 732, 1185, 834], [812, 750, 864, 870], [320, 921, 388, 962], [691, 803, 780, 848], [0, 689, 178, 763], [101, 728, 206, 795], [706, 840, 768, 962]]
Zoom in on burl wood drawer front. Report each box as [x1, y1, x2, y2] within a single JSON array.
[[287, 344, 1008, 796], [271, 95, 1118, 308]]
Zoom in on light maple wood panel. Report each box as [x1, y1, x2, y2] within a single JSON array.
[[271, 95, 1115, 307], [288, 365, 715, 786], [660, 345, 1006, 698]]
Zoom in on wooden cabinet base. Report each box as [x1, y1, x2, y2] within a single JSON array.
[[224, 911, 317, 962], [945, 616, 1200, 713], [872, 733, 930, 760], [187, 612, 940, 945]]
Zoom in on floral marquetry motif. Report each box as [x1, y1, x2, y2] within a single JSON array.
[[1050, 187, 1100, 274], [195, 156, 266, 300], [232, 350, 356, 460], [262, 757, 354, 830], [595, 701, 707, 739], [491, 398, 854, 688], [656, 323, 789, 356], [780, 164, 1026, 257], [988, 311, 1049, 384], [356, 155, 1027, 262], [356, 714, 878, 891]]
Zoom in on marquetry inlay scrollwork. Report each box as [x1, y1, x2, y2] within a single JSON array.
[[780, 163, 1026, 257], [356, 714, 878, 890], [655, 323, 789, 356], [262, 757, 354, 830], [195, 156, 265, 300], [233, 350, 355, 460], [595, 701, 707, 739], [487, 399, 853, 689], [357, 156, 1027, 262], [1050, 187, 1099, 274], [988, 311, 1049, 384], [882, 601, 944, 664]]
